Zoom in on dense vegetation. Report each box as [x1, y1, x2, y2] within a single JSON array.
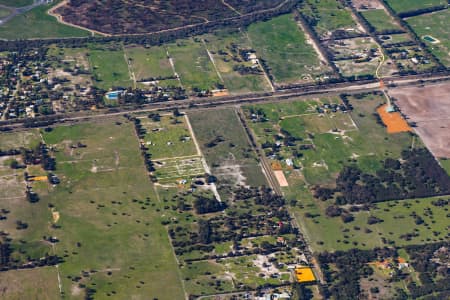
[[314, 148, 450, 204], [56, 0, 287, 35]]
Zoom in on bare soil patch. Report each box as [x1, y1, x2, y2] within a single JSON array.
[[351, 0, 384, 10], [389, 83, 450, 158]]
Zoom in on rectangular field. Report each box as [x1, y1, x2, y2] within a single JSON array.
[[247, 13, 330, 85], [406, 9, 450, 66], [168, 38, 222, 93], [188, 108, 267, 198], [203, 31, 272, 94], [389, 82, 450, 158], [360, 9, 402, 32], [384, 0, 447, 13], [88, 46, 132, 90]]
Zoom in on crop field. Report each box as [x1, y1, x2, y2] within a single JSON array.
[[384, 0, 447, 13], [188, 108, 267, 198], [88, 46, 132, 90], [124, 46, 180, 88], [0, 120, 185, 299], [300, 0, 361, 39], [247, 14, 331, 85], [360, 9, 402, 32], [406, 9, 450, 66], [168, 38, 222, 93], [0, 3, 89, 40], [203, 30, 272, 94]]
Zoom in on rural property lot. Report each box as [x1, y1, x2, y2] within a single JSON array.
[[389, 82, 450, 158]]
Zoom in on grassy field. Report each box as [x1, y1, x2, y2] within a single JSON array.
[[361, 9, 402, 32], [247, 13, 329, 85], [385, 0, 447, 13], [0, 120, 185, 299], [203, 30, 272, 94], [88, 46, 132, 90], [0, 129, 41, 149], [124, 46, 180, 88], [139, 114, 197, 160], [0, 7, 11, 18], [0, 267, 60, 300], [0, 0, 33, 7], [168, 38, 222, 93], [301, 0, 358, 38], [406, 9, 450, 66], [188, 108, 267, 198], [242, 93, 437, 252], [0, 3, 89, 40]]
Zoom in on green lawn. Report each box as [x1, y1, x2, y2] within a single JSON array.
[[0, 3, 89, 40], [0, 7, 11, 18], [385, 0, 447, 13], [247, 13, 329, 85], [168, 38, 222, 93], [407, 9, 450, 66], [361, 9, 402, 32], [88, 46, 132, 90]]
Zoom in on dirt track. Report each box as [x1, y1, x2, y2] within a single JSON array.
[[389, 82, 450, 158]]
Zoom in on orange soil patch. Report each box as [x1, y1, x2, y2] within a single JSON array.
[[29, 176, 48, 182], [295, 267, 316, 283], [212, 90, 229, 97], [377, 104, 412, 134], [271, 161, 282, 170], [274, 170, 288, 187]]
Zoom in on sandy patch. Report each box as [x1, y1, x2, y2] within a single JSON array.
[[274, 170, 288, 187]]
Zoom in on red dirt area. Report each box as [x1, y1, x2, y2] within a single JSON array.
[[389, 83, 450, 158], [377, 104, 412, 134]]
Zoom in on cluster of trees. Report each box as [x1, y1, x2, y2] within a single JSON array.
[[405, 242, 450, 299], [318, 247, 398, 299], [21, 143, 56, 171], [193, 196, 226, 214], [314, 148, 450, 204]]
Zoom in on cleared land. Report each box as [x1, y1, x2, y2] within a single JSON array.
[[247, 13, 330, 85], [0, 267, 60, 300], [406, 9, 450, 66], [377, 104, 412, 134], [389, 82, 450, 158], [0, 3, 89, 40], [189, 108, 267, 198]]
